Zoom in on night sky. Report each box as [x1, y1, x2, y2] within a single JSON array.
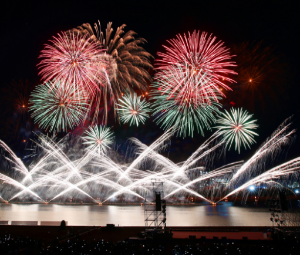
[[1, 0, 299, 164]]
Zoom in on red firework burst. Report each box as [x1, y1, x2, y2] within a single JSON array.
[[155, 30, 237, 107], [38, 31, 106, 96]]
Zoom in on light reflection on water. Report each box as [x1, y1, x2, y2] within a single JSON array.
[[0, 203, 272, 226]]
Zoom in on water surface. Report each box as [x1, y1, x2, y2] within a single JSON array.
[[0, 203, 272, 226]]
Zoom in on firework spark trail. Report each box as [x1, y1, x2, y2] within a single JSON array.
[[163, 179, 213, 203], [16, 145, 132, 202], [229, 120, 295, 185], [131, 132, 223, 177], [129, 138, 179, 171], [165, 163, 240, 198], [51, 171, 145, 203], [36, 135, 83, 181], [45, 174, 98, 203], [0, 140, 29, 176], [263, 180, 296, 195], [11, 159, 104, 202], [104, 169, 174, 203], [10, 157, 94, 202], [103, 168, 214, 203], [173, 132, 224, 178], [93, 153, 132, 182], [0, 173, 44, 202], [1, 118, 299, 204], [10, 170, 63, 201], [119, 127, 176, 180], [220, 157, 300, 202], [15, 161, 96, 202], [22, 139, 68, 183], [14, 145, 135, 202]]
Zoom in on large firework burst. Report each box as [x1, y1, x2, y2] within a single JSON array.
[[38, 31, 107, 96], [82, 125, 114, 154], [215, 108, 258, 153], [116, 92, 151, 126], [71, 21, 153, 99], [29, 81, 89, 132], [152, 83, 221, 138], [155, 30, 236, 107]]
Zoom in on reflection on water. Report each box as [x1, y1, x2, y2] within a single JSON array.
[[0, 203, 272, 226]]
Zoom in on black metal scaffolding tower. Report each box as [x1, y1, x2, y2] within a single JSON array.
[[144, 180, 166, 228]]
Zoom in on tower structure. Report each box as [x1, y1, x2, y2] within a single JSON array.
[[144, 180, 166, 228]]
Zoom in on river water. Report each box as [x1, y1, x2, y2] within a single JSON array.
[[0, 203, 272, 226]]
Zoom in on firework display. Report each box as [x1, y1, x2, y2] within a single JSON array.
[[152, 81, 221, 137], [82, 125, 114, 154], [1, 15, 298, 212], [116, 92, 151, 126], [72, 21, 153, 99], [151, 30, 237, 137], [229, 117, 295, 185], [0, 120, 298, 204], [29, 81, 89, 132], [38, 31, 107, 96], [215, 108, 258, 153], [155, 30, 236, 107]]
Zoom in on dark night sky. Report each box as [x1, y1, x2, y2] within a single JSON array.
[[1, 0, 300, 164]]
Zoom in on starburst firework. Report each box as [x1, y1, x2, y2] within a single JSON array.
[[215, 108, 258, 153], [116, 92, 151, 126], [152, 83, 221, 138], [38, 31, 107, 96], [82, 125, 114, 154], [29, 81, 89, 132], [72, 21, 153, 99], [155, 30, 236, 107]]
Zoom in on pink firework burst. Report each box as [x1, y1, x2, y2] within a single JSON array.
[[38, 31, 107, 96], [155, 30, 237, 107]]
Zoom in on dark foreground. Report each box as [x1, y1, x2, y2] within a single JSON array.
[[0, 225, 299, 254]]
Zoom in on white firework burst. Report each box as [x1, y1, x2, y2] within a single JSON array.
[[116, 92, 151, 126], [215, 108, 258, 153], [82, 125, 114, 154]]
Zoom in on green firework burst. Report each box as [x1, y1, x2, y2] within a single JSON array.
[[215, 108, 258, 153], [151, 82, 221, 138], [29, 81, 89, 132], [116, 92, 151, 126]]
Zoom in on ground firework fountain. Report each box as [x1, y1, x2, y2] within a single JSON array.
[[0, 119, 299, 205]]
